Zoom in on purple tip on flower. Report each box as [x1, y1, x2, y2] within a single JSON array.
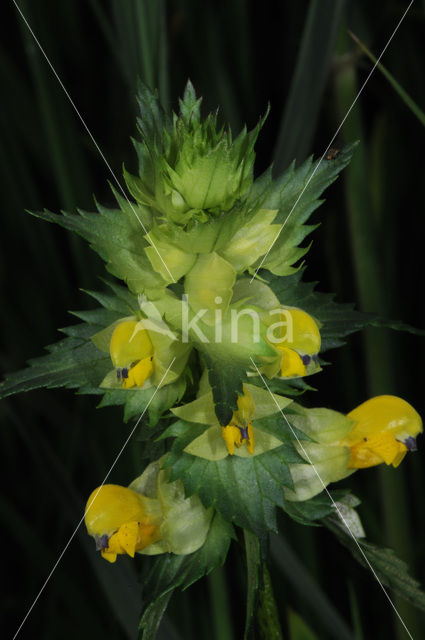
[[122, 368, 129, 379], [404, 436, 417, 451], [95, 534, 109, 551], [301, 354, 311, 365], [238, 425, 249, 441], [116, 368, 122, 380]]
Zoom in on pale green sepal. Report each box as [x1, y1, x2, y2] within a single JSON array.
[[244, 383, 292, 417], [231, 278, 281, 311], [184, 425, 284, 460], [289, 405, 354, 444], [219, 209, 281, 272], [171, 383, 291, 425], [130, 458, 213, 555], [184, 252, 236, 325], [184, 426, 228, 460], [145, 236, 196, 283], [150, 333, 191, 387], [284, 442, 352, 502], [171, 391, 218, 425]]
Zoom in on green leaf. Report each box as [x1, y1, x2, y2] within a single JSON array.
[[138, 591, 173, 640], [265, 269, 425, 351], [244, 529, 261, 640], [0, 282, 134, 400], [0, 329, 110, 399], [264, 269, 376, 351], [139, 511, 234, 637], [98, 376, 186, 426], [202, 350, 246, 426], [164, 422, 303, 536], [258, 143, 358, 275], [283, 490, 350, 527], [324, 516, 425, 612], [30, 193, 164, 294]]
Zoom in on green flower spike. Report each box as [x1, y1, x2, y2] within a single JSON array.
[[171, 382, 292, 460], [85, 457, 213, 563], [125, 81, 265, 226]]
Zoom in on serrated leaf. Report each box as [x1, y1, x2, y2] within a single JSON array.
[[0, 333, 110, 399], [139, 511, 234, 638], [29, 197, 163, 294], [283, 490, 350, 527], [258, 143, 358, 274], [99, 377, 186, 426], [138, 592, 172, 640], [324, 516, 425, 612], [165, 437, 301, 536], [202, 351, 246, 425], [264, 269, 376, 351]]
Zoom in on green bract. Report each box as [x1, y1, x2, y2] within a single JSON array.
[[125, 81, 262, 226]]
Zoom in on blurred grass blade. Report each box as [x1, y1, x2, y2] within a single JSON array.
[[273, 0, 346, 172], [349, 30, 425, 127], [333, 30, 420, 639], [270, 534, 354, 640], [347, 582, 364, 640], [207, 567, 233, 640], [288, 608, 320, 640]]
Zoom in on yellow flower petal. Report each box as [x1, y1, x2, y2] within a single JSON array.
[[276, 346, 307, 377], [117, 521, 141, 557], [348, 432, 407, 469], [101, 550, 117, 563], [122, 356, 154, 388], [221, 425, 242, 455], [285, 308, 321, 355], [110, 320, 153, 368], [246, 423, 255, 455], [342, 395, 422, 470], [85, 485, 152, 538]]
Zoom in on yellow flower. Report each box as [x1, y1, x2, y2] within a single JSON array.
[[109, 320, 154, 389], [221, 390, 255, 455], [341, 395, 423, 469], [84, 484, 162, 563], [273, 309, 321, 378]]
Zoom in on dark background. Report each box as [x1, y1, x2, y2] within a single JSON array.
[[1, 1, 425, 638]]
